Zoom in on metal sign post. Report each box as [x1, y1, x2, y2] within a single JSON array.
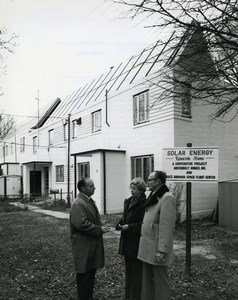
[[186, 143, 192, 276], [186, 180, 192, 276]]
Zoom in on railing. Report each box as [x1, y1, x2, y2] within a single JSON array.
[[0, 190, 74, 205], [0, 194, 23, 201]]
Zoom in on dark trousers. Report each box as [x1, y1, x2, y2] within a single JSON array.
[[76, 268, 96, 300], [125, 256, 142, 300]]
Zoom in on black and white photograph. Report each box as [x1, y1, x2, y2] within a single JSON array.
[[0, 1, 238, 299]]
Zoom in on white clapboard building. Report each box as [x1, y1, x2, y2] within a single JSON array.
[[1, 28, 238, 220]]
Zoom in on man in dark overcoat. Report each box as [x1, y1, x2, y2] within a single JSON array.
[[70, 177, 108, 300]]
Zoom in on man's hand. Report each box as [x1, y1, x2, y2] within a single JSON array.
[[101, 226, 110, 234], [117, 224, 129, 231], [120, 224, 129, 231], [156, 251, 166, 263]]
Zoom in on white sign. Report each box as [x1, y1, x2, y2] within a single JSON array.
[[162, 147, 219, 181]]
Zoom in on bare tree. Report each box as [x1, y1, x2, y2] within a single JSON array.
[[113, 0, 238, 120], [0, 27, 17, 138], [0, 114, 14, 140]]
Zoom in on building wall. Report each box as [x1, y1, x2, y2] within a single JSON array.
[[1, 163, 20, 176], [105, 151, 126, 214], [67, 79, 176, 211], [219, 181, 238, 232], [174, 94, 238, 218], [63, 78, 176, 213], [23, 163, 50, 195], [0, 177, 4, 197], [73, 152, 104, 210], [6, 176, 22, 198], [0, 176, 21, 198]]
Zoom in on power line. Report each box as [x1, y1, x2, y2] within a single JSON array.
[[0, 140, 66, 149], [1, 113, 38, 118], [1, 112, 65, 120]]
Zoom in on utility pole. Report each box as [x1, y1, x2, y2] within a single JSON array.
[[14, 123, 17, 163], [3, 141, 5, 163], [35, 90, 40, 148], [67, 114, 71, 207]]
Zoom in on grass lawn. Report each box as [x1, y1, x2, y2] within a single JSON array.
[[1, 201, 238, 299]]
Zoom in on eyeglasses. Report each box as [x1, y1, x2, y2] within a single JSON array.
[[147, 178, 158, 182]]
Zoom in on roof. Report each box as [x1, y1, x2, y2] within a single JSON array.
[[43, 31, 179, 126], [8, 26, 222, 136], [31, 98, 61, 129], [71, 148, 126, 156], [21, 161, 52, 165]]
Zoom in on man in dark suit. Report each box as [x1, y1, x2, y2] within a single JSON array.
[[70, 177, 109, 300]]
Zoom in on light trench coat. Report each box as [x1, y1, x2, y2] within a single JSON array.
[[137, 189, 176, 266]]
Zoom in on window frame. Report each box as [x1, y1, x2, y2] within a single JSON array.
[[48, 129, 54, 146], [92, 109, 102, 133], [20, 137, 25, 152], [33, 136, 37, 153], [63, 122, 68, 141], [72, 120, 77, 139], [77, 162, 90, 180], [133, 90, 149, 125], [131, 154, 154, 182], [181, 82, 192, 117], [56, 165, 64, 182], [5, 145, 8, 156], [11, 142, 14, 154]]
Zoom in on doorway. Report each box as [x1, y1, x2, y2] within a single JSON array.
[[44, 167, 49, 196], [30, 171, 42, 197]]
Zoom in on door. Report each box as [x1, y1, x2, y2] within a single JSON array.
[[30, 171, 42, 196], [44, 167, 49, 196]]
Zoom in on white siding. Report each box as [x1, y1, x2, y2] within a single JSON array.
[[174, 97, 238, 217]]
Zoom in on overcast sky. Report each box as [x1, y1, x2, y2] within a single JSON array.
[[0, 0, 161, 120]]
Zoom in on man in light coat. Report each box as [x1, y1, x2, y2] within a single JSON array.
[[138, 171, 176, 300], [70, 177, 109, 300]]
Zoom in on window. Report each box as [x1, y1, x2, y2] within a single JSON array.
[[11, 142, 14, 154], [33, 136, 37, 153], [56, 165, 64, 182], [63, 122, 68, 141], [181, 83, 191, 117], [131, 155, 154, 182], [133, 90, 149, 125], [48, 129, 54, 146], [72, 120, 77, 139], [78, 162, 90, 180], [92, 110, 102, 133], [20, 137, 25, 152], [5, 145, 8, 156]]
